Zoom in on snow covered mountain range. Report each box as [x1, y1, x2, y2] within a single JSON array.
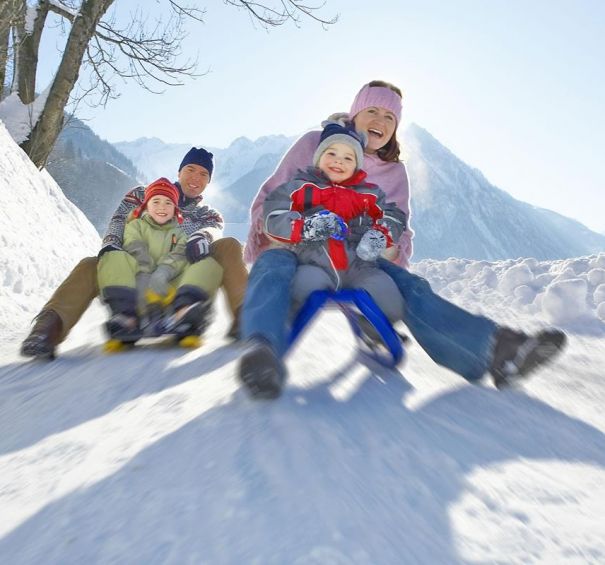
[[117, 125, 605, 261], [1, 117, 605, 563]]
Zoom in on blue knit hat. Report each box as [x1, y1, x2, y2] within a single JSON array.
[[179, 147, 214, 178], [313, 122, 367, 171]]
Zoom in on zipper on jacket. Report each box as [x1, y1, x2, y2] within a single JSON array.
[[321, 246, 341, 290]]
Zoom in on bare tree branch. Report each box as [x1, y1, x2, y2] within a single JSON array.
[[223, 0, 338, 28], [9, 0, 337, 165], [47, 1, 200, 103]]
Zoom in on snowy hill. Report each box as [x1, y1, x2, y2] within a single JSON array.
[[118, 127, 605, 261], [2, 117, 605, 563], [0, 120, 100, 338]]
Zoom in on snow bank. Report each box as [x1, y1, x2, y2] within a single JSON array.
[[0, 120, 100, 337], [0, 90, 50, 145], [413, 253, 605, 333]]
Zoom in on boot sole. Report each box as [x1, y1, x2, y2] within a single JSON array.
[[495, 332, 566, 389], [239, 348, 283, 400], [20, 342, 56, 361], [20, 343, 56, 361]]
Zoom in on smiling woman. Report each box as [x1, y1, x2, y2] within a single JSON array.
[[245, 80, 411, 266], [350, 80, 402, 161], [237, 80, 566, 399]]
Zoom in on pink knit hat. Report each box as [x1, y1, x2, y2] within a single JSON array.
[[349, 83, 402, 124]]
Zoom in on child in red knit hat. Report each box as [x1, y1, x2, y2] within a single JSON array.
[[97, 177, 221, 344]]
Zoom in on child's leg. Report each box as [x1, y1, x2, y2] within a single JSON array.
[[173, 257, 224, 310], [166, 257, 224, 337], [97, 251, 138, 318], [345, 267, 404, 323], [291, 265, 337, 314]]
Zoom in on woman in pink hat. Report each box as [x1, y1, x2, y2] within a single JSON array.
[[238, 80, 565, 399]]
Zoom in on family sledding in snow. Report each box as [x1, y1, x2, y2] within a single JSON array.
[[20, 80, 567, 398]]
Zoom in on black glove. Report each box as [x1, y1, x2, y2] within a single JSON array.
[[347, 215, 374, 239], [186, 233, 210, 263], [98, 243, 122, 258]]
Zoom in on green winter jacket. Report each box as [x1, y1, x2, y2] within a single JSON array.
[[123, 213, 187, 279]]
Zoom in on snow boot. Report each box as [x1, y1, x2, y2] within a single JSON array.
[[490, 327, 567, 389], [225, 307, 241, 341], [238, 336, 286, 400], [140, 302, 165, 337], [20, 309, 63, 360], [163, 300, 212, 342], [105, 314, 140, 343]]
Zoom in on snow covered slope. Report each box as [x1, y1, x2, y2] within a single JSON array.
[[0, 120, 100, 338], [1, 118, 604, 564], [1, 250, 604, 563]]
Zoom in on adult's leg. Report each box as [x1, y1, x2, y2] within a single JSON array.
[[21, 256, 99, 358], [37, 256, 99, 342], [240, 248, 297, 356], [378, 258, 497, 381], [210, 237, 248, 318]]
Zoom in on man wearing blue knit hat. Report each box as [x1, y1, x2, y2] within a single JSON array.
[[21, 146, 248, 359]]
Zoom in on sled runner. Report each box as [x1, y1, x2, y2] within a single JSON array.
[[103, 299, 209, 353], [103, 334, 202, 353], [287, 289, 406, 368]]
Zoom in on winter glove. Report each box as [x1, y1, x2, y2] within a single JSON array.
[[347, 215, 374, 239], [302, 210, 348, 242], [98, 243, 122, 258], [356, 229, 388, 261], [148, 264, 174, 297], [185, 232, 211, 263]]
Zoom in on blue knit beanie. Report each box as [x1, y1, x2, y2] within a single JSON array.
[[179, 147, 214, 178], [312, 122, 367, 171]]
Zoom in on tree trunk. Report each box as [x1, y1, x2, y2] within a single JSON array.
[[21, 0, 114, 168], [0, 25, 9, 100], [0, 0, 22, 100], [15, 0, 49, 104]]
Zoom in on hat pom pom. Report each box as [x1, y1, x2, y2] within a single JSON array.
[[321, 113, 350, 128]]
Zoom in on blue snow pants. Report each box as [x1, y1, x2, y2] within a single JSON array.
[[241, 249, 498, 381]]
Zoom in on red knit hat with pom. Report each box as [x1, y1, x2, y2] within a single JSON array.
[[133, 177, 183, 223]]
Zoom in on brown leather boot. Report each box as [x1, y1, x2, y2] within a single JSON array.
[[20, 310, 63, 360], [225, 307, 241, 341]]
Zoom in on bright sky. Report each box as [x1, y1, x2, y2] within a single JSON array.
[[37, 0, 605, 233]]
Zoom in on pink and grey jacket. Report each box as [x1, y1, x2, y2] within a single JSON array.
[[245, 130, 414, 268]]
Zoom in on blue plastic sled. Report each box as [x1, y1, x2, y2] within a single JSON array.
[[287, 289, 405, 368]]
